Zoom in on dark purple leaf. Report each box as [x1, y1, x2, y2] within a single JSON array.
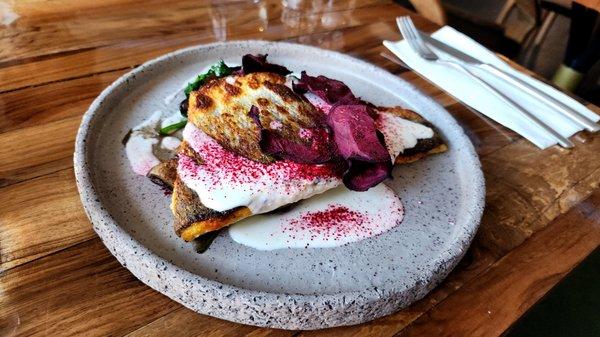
[[343, 160, 392, 192], [327, 104, 392, 191], [293, 71, 360, 105], [241, 54, 291, 76], [249, 106, 335, 164], [327, 105, 390, 162], [259, 127, 335, 164]]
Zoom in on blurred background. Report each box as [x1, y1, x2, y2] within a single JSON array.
[[1, 0, 597, 104], [200, 0, 600, 105]]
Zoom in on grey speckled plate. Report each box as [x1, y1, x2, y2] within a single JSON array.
[[74, 40, 485, 330]]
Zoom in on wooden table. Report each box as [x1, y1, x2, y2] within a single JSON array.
[[575, 0, 600, 11], [1, 1, 599, 336]]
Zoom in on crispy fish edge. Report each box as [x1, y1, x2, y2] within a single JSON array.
[[171, 175, 252, 241]]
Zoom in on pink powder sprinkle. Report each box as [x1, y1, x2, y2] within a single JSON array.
[[269, 120, 283, 129], [284, 204, 372, 240], [298, 128, 313, 140], [180, 125, 340, 188]]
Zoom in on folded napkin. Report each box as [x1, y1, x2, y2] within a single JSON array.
[[384, 26, 599, 149]]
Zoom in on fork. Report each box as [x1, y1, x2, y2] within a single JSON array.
[[396, 16, 574, 149]]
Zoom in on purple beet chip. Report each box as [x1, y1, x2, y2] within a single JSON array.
[[327, 105, 390, 162], [247, 70, 394, 191], [293, 71, 360, 105], [249, 106, 334, 164], [241, 54, 291, 76], [343, 160, 392, 192], [327, 104, 392, 191], [260, 127, 334, 164]]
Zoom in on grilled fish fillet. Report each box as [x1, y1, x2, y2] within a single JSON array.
[[171, 108, 446, 242], [165, 71, 447, 241], [147, 146, 252, 241]]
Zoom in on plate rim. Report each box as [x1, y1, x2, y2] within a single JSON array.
[[74, 39, 485, 329]]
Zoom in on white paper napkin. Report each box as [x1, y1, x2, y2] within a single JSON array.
[[384, 26, 600, 149]]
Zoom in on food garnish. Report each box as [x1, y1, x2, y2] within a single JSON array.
[[184, 60, 235, 97], [123, 53, 446, 250], [292, 71, 393, 191], [248, 106, 335, 164], [193, 230, 221, 253], [159, 120, 188, 135], [241, 54, 291, 76]]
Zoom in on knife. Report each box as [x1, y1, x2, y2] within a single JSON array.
[[419, 32, 600, 133]]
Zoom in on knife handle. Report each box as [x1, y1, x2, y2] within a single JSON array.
[[477, 63, 600, 133], [441, 60, 574, 148]]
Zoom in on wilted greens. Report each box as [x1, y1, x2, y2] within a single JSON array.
[[184, 60, 234, 97], [159, 120, 188, 136], [193, 230, 221, 254]]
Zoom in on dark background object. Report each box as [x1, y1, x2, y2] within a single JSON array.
[[564, 3, 600, 73], [393, 2, 600, 335], [552, 2, 600, 91]]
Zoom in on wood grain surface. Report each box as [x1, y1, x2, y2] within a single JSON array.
[[1, 1, 599, 336]]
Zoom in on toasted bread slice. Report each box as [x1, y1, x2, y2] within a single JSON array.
[[170, 106, 446, 241], [187, 72, 322, 163]]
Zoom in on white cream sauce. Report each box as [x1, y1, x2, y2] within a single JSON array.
[[161, 136, 181, 151], [178, 123, 341, 214], [125, 111, 163, 176], [304, 92, 331, 112], [376, 112, 434, 159], [125, 110, 183, 176], [229, 184, 404, 250]]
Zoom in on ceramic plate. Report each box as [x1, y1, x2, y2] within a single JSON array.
[[74, 40, 485, 330]]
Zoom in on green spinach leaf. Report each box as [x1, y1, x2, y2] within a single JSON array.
[[184, 60, 233, 97]]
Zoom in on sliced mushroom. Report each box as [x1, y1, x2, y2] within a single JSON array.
[[146, 157, 178, 190]]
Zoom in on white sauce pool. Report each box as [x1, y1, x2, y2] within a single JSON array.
[[376, 112, 434, 159], [125, 111, 163, 176], [125, 110, 183, 176], [229, 184, 404, 250]]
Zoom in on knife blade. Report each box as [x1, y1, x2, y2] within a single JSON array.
[[418, 31, 600, 132], [419, 33, 483, 65]]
